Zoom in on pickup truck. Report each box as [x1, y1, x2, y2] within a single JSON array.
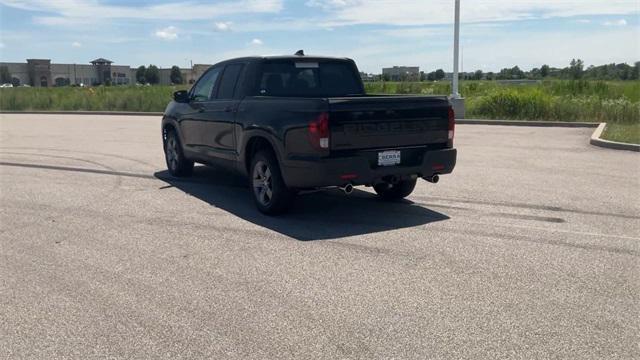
[[162, 52, 457, 214]]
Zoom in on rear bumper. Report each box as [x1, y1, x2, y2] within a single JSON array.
[[281, 147, 456, 188]]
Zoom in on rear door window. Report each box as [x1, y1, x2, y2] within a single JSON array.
[[217, 64, 245, 99]]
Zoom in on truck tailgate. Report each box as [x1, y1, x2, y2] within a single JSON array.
[[328, 96, 450, 151]]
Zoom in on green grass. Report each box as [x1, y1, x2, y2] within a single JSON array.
[[0, 85, 183, 112], [1, 80, 639, 144], [602, 123, 640, 144]]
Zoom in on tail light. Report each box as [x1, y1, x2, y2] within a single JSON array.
[[448, 106, 455, 141], [309, 112, 329, 150]]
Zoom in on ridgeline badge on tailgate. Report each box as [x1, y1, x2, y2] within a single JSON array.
[[344, 120, 432, 135]]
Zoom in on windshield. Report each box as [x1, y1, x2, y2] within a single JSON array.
[[257, 60, 364, 97]]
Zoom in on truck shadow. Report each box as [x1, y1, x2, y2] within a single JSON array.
[[154, 166, 450, 241]]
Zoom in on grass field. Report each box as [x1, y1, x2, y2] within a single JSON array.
[[0, 85, 176, 113], [1, 80, 638, 144], [602, 123, 640, 145]]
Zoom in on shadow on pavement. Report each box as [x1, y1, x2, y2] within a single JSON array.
[[154, 165, 450, 241]]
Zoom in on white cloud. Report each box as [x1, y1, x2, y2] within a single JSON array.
[[378, 27, 446, 38], [308, 21, 639, 73], [307, 0, 639, 26], [459, 27, 639, 71], [227, 18, 327, 32], [155, 26, 178, 40], [71, 41, 81, 47], [0, 0, 283, 23], [576, 19, 591, 24], [0, 42, 4, 48], [33, 16, 93, 26], [251, 38, 264, 45], [603, 19, 627, 26], [305, 0, 351, 10], [214, 22, 232, 31]]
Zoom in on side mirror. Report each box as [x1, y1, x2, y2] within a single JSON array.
[[173, 90, 190, 103]]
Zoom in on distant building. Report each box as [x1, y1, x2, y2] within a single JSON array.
[[0, 58, 212, 87], [445, 72, 467, 80], [359, 71, 378, 82], [382, 66, 420, 81]]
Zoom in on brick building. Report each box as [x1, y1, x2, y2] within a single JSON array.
[[0, 58, 211, 87], [382, 66, 420, 81]]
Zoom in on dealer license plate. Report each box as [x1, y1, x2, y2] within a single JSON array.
[[378, 150, 401, 166]]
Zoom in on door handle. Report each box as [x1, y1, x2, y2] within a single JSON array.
[[224, 106, 234, 113], [197, 107, 205, 113]]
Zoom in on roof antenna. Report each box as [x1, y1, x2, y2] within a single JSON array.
[[294, 49, 304, 56]]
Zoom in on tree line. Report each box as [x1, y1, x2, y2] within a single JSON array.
[[3, 59, 637, 87], [135, 65, 184, 85], [416, 59, 639, 82]]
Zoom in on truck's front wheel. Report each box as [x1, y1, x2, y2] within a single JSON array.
[[250, 151, 294, 215], [164, 129, 193, 177], [374, 179, 417, 200]]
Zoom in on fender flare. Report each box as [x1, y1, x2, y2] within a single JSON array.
[[239, 129, 286, 176]]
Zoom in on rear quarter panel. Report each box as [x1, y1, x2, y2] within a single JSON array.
[[235, 97, 329, 171]]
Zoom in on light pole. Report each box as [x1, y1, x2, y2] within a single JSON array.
[[452, 0, 460, 98], [450, 0, 465, 118]]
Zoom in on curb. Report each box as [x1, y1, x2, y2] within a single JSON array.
[[589, 123, 640, 152], [0, 112, 603, 128], [0, 111, 163, 116], [456, 119, 599, 128]]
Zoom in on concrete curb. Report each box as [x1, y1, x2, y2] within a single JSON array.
[[589, 123, 640, 152], [0, 111, 163, 116], [0, 112, 603, 128], [456, 119, 599, 128]]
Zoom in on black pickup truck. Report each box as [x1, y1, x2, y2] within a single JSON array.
[[162, 52, 456, 214]]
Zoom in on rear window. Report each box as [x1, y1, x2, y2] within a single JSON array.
[[258, 60, 364, 97]]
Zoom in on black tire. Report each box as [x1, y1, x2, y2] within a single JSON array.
[[374, 178, 417, 200], [164, 129, 194, 177], [250, 150, 294, 215]]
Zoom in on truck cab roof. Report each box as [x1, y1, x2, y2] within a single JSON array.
[[213, 55, 354, 66]]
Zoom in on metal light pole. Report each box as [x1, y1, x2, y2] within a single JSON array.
[[452, 0, 460, 98], [450, 0, 465, 118]]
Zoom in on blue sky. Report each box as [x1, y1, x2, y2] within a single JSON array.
[[0, 0, 638, 73]]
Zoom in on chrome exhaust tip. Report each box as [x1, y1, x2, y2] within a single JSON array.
[[340, 183, 354, 195], [424, 174, 440, 184]]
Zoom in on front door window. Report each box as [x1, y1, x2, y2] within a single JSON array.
[[191, 68, 221, 102]]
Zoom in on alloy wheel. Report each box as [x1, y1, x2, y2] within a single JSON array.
[[166, 135, 179, 171], [252, 160, 273, 206]]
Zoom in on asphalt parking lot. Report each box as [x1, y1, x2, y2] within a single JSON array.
[[1, 114, 638, 359]]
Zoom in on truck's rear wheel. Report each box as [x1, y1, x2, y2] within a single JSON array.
[[374, 178, 417, 200], [250, 151, 294, 215], [164, 129, 193, 177]]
